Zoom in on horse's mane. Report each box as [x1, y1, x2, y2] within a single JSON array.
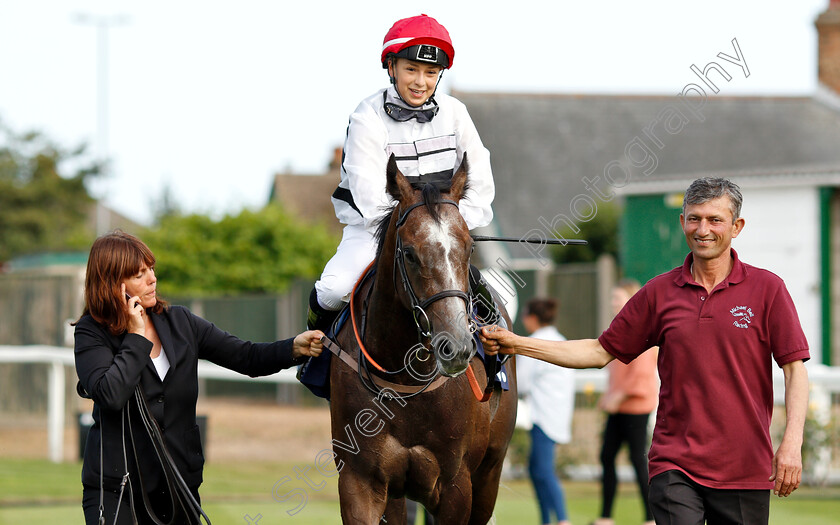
[[374, 181, 463, 260]]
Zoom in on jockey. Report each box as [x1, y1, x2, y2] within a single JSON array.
[[307, 14, 496, 332]]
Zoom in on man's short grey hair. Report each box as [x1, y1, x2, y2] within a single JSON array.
[[682, 177, 743, 220]]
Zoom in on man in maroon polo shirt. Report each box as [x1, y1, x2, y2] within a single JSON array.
[[480, 178, 810, 525]]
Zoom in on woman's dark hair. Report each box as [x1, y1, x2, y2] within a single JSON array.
[[75, 230, 167, 334], [524, 297, 557, 326]]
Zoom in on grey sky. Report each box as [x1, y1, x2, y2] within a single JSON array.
[[0, 0, 829, 224]]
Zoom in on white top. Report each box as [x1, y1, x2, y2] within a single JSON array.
[[516, 325, 575, 443], [332, 86, 495, 232], [151, 347, 170, 380]]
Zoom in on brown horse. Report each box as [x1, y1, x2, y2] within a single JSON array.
[[327, 155, 517, 524]]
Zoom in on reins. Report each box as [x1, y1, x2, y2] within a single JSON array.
[[129, 384, 210, 524], [342, 259, 446, 398], [91, 383, 210, 525], [465, 365, 493, 402], [350, 260, 386, 373]]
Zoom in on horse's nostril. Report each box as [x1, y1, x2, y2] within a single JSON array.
[[435, 340, 455, 360], [434, 338, 466, 361]]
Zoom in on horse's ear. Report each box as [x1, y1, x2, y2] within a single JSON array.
[[386, 153, 413, 201], [449, 153, 468, 201]]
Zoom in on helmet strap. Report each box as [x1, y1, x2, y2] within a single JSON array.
[[387, 56, 397, 85], [430, 69, 445, 99]]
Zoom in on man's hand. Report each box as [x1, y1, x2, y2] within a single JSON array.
[[479, 325, 520, 355], [598, 389, 625, 414], [292, 330, 325, 359], [769, 440, 802, 497]]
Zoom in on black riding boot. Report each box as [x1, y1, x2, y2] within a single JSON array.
[[299, 287, 339, 399], [306, 287, 340, 334], [468, 265, 501, 326]]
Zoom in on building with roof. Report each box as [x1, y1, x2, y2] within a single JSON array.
[[458, 1, 840, 364], [269, 148, 343, 237], [269, 2, 840, 362]]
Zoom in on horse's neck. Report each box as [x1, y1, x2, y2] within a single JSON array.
[[367, 227, 413, 343], [367, 264, 415, 344], [361, 258, 427, 373]]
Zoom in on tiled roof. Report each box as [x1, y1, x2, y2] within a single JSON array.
[[455, 90, 840, 258], [270, 169, 342, 235]]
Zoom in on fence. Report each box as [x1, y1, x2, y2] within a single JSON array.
[[0, 273, 314, 410], [2, 344, 838, 486], [5, 259, 838, 482], [0, 259, 608, 410]]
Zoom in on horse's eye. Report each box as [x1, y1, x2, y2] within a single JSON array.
[[403, 248, 418, 265]]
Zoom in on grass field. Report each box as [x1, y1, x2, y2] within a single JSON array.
[[2, 458, 839, 524]]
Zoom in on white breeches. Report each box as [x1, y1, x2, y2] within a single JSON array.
[[314, 224, 378, 311]]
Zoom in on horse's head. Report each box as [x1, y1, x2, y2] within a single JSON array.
[[383, 154, 476, 377]]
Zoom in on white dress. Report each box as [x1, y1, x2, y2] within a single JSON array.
[[516, 325, 575, 443]]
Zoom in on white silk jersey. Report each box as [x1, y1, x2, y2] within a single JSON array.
[[331, 86, 495, 232]]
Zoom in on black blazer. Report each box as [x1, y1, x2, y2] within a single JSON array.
[[74, 305, 304, 492]]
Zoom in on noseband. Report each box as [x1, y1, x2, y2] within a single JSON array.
[[393, 199, 474, 340]]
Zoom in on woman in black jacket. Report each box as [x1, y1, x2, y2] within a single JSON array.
[[74, 230, 323, 524]]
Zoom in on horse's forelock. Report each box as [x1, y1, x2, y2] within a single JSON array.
[[374, 181, 461, 259], [420, 183, 443, 224]]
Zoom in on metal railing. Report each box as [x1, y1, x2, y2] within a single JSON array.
[[2, 345, 838, 485]]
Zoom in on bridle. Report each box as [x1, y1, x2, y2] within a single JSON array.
[[393, 199, 476, 341], [344, 197, 493, 402]]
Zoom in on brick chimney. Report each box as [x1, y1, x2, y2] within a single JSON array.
[[329, 146, 344, 171], [816, 0, 840, 93]]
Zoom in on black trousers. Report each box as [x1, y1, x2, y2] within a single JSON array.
[[649, 470, 770, 525], [82, 483, 200, 525], [599, 412, 653, 520]]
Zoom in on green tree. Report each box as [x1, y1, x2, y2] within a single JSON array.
[[0, 119, 100, 263], [551, 200, 620, 264], [141, 205, 338, 296]]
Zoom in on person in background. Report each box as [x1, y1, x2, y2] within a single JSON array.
[[74, 230, 324, 524], [518, 297, 575, 525], [592, 279, 658, 525]]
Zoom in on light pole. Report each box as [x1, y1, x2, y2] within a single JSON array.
[[73, 12, 129, 234]]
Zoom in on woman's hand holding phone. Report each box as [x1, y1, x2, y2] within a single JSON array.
[[122, 284, 145, 336]]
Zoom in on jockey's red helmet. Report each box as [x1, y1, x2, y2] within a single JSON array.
[[381, 14, 454, 69]]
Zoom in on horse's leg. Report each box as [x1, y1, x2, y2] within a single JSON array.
[[469, 387, 517, 525], [433, 471, 473, 525], [383, 497, 407, 525], [467, 453, 506, 525], [337, 471, 389, 525]]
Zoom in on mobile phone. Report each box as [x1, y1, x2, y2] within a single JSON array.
[[125, 292, 132, 301]]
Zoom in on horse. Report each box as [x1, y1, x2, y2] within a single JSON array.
[[327, 154, 517, 524]]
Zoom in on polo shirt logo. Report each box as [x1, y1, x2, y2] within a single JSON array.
[[730, 305, 754, 329]]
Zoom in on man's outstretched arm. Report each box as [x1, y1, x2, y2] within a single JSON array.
[[480, 326, 614, 369]]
